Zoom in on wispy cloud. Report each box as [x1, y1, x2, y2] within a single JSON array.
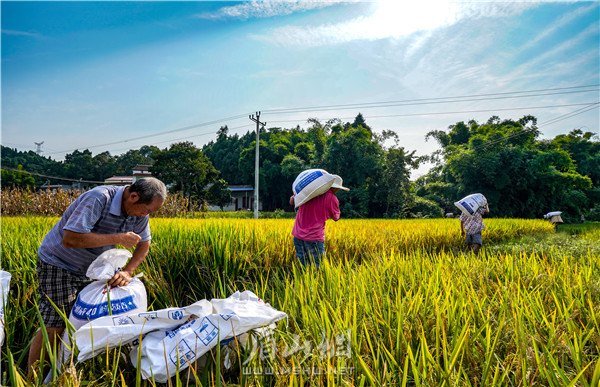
[[510, 21, 599, 79], [520, 2, 598, 51], [1, 29, 44, 39], [194, 1, 337, 21], [252, 1, 537, 47]]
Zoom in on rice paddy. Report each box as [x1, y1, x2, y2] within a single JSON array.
[[1, 216, 599, 386]]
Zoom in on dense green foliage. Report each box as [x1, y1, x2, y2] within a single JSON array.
[[151, 141, 219, 201], [0, 145, 158, 187], [203, 115, 422, 216], [1, 165, 35, 189], [418, 116, 599, 221], [2, 113, 598, 219]]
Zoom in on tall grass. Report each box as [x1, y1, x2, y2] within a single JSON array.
[[0, 188, 204, 218], [1, 217, 597, 386]]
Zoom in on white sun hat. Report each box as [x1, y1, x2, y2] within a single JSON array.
[[330, 175, 350, 191]]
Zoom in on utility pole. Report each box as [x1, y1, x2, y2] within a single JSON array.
[[249, 112, 266, 219]]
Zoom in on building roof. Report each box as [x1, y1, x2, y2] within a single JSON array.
[[105, 176, 134, 184], [229, 185, 254, 192], [132, 164, 151, 172]]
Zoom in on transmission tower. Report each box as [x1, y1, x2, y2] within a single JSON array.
[[34, 141, 44, 155]]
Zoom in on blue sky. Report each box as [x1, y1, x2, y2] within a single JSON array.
[[2, 1, 598, 177]]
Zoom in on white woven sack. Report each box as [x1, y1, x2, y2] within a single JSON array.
[[69, 278, 147, 330], [70, 249, 147, 330], [74, 291, 287, 383], [0, 271, 11, 347], [545, 211, 562, 218], [46, 249, 147, 383], [292, 169, 335, 208], [454, 193, 487, 219]]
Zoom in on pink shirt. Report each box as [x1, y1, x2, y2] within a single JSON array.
[[292, 190, 340, 242]]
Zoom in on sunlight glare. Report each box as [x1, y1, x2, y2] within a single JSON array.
[[370, 0, 459, 38]]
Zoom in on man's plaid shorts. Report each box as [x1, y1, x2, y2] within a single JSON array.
[[37, 259, 92, 327]]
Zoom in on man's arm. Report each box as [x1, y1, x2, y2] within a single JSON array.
[[63, 230, 141, 249], [329, 194, 341, 221], [460, 219, 466, 235], [108, 240, 150, 287]]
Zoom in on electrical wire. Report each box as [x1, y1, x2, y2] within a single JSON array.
[[261, 86, 599, 115], [105, 124, 255, 154], [472, 103, 599, 151], [45, 101, 600, 156], [4, 104, 597, 182], [45, 113, 251, 155], [39, 84, 598, 156], [1, 166, 105, 184], [267, 102, 598, 124]]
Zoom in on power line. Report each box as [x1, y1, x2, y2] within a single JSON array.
[[472, 103, 600, 151], [261, 85, 599, 115], [104, 124, 255, 155], [41, 84, 598, 157], [4, 105, 597, 183], [46, 113, 250, 155], [1, 166, 105, 184], [539, 103, 600, 127], [45, 100, 600, 158], [267, 102, 599, 124], [91, 102, 597, 155]]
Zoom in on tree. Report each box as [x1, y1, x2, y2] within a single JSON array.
[[419, 115, 594, 219], [1, 146, 62, 186], [151, 142, 218, 200], [207, 179, 232, 211], [1, 165, 35, 189], [202, 113, 424, 216], [323, 123, 385, 217], [64, 149, 95, 180], [114, 146, 158, 176], [92, 151, 116, 180], [381, 147, 419, 217]]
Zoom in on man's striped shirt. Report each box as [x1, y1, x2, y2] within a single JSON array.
[[38, 185, 151, 276]]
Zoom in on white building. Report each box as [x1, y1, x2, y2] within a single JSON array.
[[132, 164, 152, 182], [207, 185, 263, 212]]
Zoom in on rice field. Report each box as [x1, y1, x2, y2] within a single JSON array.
[[1, 216, 599, 386]]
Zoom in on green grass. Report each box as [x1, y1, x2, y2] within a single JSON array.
[[487, 222, 600, 257], [1, 217, 598, 386]]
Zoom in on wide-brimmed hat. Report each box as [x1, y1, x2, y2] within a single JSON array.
[[331, 175, 350, 191]]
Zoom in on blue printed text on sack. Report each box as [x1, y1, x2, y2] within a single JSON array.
[[72, 295, 137, 320], [294, 171, 323, 194]]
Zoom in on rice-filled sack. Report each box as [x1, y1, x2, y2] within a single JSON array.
[[544, 211, 562, 219], [454, 193, 488, 219], [47, 249, 147, 383], [130, 291, 286, 383], [0, 271, 11, 347], [71, 249, 147, 330], [292, 169, 336, 208]]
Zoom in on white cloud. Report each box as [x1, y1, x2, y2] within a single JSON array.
[[194, 1, 338, 20], [252, 0, 537, 47], [1, 29, 44, 39]]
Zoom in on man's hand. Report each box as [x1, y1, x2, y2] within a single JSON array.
[[108, 269, 132, 287], [119, 232, 141, 249]]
